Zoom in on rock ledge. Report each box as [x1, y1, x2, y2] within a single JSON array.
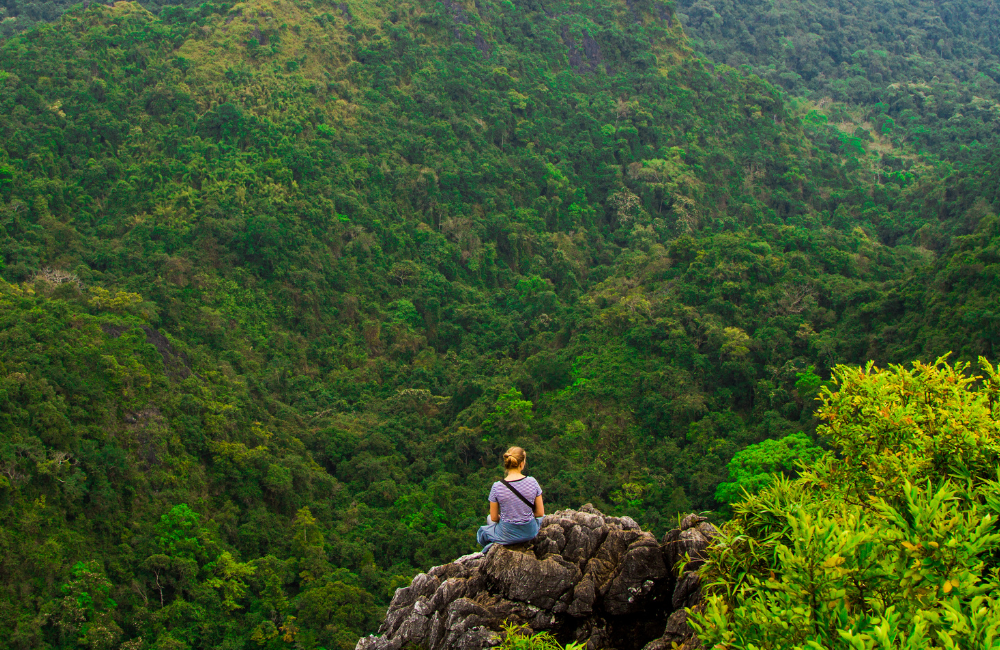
[[356, 505, 715, 650]]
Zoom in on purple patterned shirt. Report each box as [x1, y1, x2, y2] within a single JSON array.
[[488, 476, 542, 524]]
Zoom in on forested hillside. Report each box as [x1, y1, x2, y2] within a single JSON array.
[[1, 0, 999, 647], [676, 0, 1000, 161]]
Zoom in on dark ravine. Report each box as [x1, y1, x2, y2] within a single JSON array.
[[356, 506, 716, 650]]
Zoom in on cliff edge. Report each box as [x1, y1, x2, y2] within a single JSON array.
[[356, 505, 716, 650]]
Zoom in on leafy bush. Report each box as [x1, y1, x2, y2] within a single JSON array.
[[692, 358, 1000, 649], [499, 622, 585, 650]]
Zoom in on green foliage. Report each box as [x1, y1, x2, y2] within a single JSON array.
[[498, 622, 585, 650], [864, 198, 1000, 360], [817, 358, 1000, 499], [676, 0, 1000, 161], [482, 388, 534, 439], [714, 431, 824, 504], [0, 0, 997, 646], [693, 358, 1000, 649], [794, 366, 824, 403], [156, 504, 212, 561], [47, 561, 122, 650]]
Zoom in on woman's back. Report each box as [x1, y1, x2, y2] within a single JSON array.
[[477, 446, 545, 553], [489, 476, 541, 524]]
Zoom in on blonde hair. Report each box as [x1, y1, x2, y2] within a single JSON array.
[[502, 446, 526, 471]]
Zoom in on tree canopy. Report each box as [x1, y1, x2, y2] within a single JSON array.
[[0, 0, 998, 647]]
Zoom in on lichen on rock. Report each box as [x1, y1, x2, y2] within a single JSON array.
[[356, 505, 716, 650]]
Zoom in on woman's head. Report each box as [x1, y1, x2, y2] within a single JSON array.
[[503, 446, 526, 471]]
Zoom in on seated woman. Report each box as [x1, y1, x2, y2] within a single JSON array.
[[477, 446, 544, 554]]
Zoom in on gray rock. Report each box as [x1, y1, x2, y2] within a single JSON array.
[[619, 516, 641, 530], [484, 545, 581, 607], [664, 608, 692, 637], [562, 523, 603, 563], [604, 533, 669, 615], [355, 507, 709, 650], [672, 571, 702, 609], [444, 598, 491, 630], [540, 524, 567, 553], [592, 529, 643, 588], [427, 577, 467, 613], [695, 522, 718, 539], [413, 596, 433, 617], [585, 628, 611, 650], [643, 606, 705, 650], [440, 598, 500, 649], [662, 520, 715, 574], [442, 623, 491, 649], [571, 511, 605, 529], [427, 611, 447, 650], [380, 603, 406, 636], [453, 626, 502, 650], [566, 573, 596, 616], [530, 607, 557, 630], [394, 611, 430, 645], [535, 535, 562, 557], [555, 516, 579, 529], [678, 528, 710, 571], [679, 514, 709, 530], [429, 554, 481, 581], [355, 635, 394, 650], [386, 572, 440, 615], [641, 636, 672, 650]]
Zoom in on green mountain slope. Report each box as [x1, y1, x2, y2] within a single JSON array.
[[0, 0, 998, 648], [675, 0, 1000, 161]]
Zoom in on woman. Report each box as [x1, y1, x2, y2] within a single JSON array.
[[477, 446, 544, 554]]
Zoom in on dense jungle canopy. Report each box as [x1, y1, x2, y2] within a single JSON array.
[[0, 0, 998, 647]]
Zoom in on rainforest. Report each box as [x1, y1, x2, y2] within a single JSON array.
[[0, 0, 998, 647]]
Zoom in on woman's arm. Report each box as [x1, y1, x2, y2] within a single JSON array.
[[533, 495, 544, 518], [490, 501, 500, 523]]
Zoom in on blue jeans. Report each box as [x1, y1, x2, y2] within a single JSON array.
[[477, 515, 543, 554]]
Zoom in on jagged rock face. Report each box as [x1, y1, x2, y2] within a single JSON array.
[[356, 506, 716, 650]]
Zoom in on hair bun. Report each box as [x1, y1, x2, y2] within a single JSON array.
[[501, 446, 526, 470]]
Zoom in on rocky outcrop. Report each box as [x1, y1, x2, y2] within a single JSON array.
[[356, 506, 716, 650]]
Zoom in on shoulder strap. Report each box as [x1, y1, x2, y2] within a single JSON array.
[[500, 479, 535, 509]]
